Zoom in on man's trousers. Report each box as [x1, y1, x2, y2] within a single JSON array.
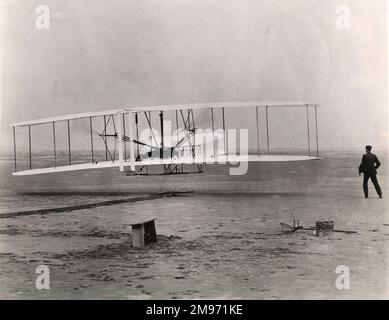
[[363, 173, 382, 197]]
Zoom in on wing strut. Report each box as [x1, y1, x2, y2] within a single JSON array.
[[103, 115, 108, 161], [122, 113, 127, 161], [135, 113, 140, 157], [222, 107, 227, 154], [67, 120, 71, 165], [192, 109, 196, 157], [116, 112, 124, 171], [159, 111, 164, 159], [28, 125, 32, 169], [127, 111, 136, 172], [211, 108, 215, 159], [306, 104, 311, 157], [175, 110, 179, 143], [53, 121, 57, 168], [265, 106, 270, 155], [256, 106, 260, 155], [315, 106, 319, 157], [89, 117, 94, 163], [13, 126, 16, 172]]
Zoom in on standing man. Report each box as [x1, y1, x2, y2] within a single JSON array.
[[359, 145, 382, 198]]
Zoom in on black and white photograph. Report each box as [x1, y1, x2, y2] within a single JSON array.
[[0, 0, 388, 304]]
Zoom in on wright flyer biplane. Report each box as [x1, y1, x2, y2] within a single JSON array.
[[10, 102, 321, 176]]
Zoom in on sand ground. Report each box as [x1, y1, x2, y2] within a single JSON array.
[[0, 152, 388, 299]]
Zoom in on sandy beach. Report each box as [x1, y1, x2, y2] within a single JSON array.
[[0, 151, 388, 299]]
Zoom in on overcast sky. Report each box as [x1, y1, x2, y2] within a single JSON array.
[[0, 0, 387, 152]]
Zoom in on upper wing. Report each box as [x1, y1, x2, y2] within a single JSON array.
[[10, 101, 318, 127]]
